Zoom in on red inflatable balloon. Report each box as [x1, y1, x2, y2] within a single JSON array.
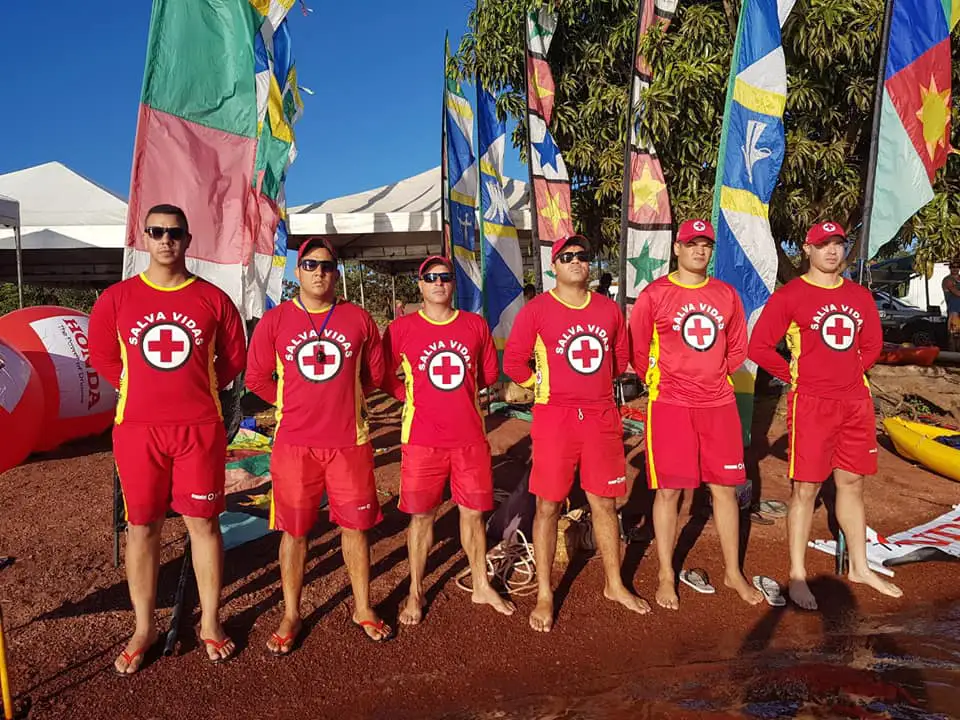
[[0, 306, 116, 452], [0, 339, 45, 473]]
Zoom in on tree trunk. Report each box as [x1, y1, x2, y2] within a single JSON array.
[[721, 0, 740, 38]]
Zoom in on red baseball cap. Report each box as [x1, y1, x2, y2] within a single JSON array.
[[676, 219, 715, 244], [418, 255, 453, 277], [297, 236, 338, 263], [550, 234, 591, 263], [805, 221, 846, 246]]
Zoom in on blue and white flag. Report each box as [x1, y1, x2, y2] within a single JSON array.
[[711, 0, 795, 442], [477, 85, 524, 350]]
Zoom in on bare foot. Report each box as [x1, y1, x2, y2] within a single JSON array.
[[788, 578, 818, 610], [472, 583, 516, 617], [353, 608, 393, 641], [724, 573, 764, 606], [266, 615, 301, 656], [604, 583, 652, 615], [849, 568, 903, 599], [199, 622, 236, 663], [655, 576, 679, 611], [114, 627, 158, 675], [529, 595, 554, 632], [399, 595, 425, 626]]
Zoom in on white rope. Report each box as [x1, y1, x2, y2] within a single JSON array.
[[455, 529, 539, 596]]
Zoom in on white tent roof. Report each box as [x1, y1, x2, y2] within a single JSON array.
[[0, 194, 18, 227]]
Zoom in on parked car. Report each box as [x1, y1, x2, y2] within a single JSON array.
[[873, 290, 947, 348]]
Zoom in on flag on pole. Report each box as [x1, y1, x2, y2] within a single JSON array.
[[125, 0, 302, 320], [618, 0, 678, 310], [478, 84, 524, 350], [525, 7, 575, 292], [864, 0, 959, 260], [711, 0, 795, 444], [444, 38, 482, 313]]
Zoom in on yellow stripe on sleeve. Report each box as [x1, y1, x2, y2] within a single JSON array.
[[533, 334, 550, 404], [115, 336, 129, 424], [400, 353, 415, 444]]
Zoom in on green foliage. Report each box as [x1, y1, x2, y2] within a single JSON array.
[[0, 283, 99, 317], [456, 0, 960, 279]]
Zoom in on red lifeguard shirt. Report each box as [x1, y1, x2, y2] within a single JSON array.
[[87, 273, 247, 426], [382, 309, 499, 447], [748, 276, 883, 400], [502, 290, 628, 409], [245, 298, 384, 448], [629, 273, 747, 407]]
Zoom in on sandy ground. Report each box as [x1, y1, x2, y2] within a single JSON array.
[[0, 392, 958, 719]]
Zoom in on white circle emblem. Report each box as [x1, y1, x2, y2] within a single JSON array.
[[141, 323, 192, 370], [428, 351, 466, 391], [297, 339, 343, 382], [682, 313, 718, 352], [566, 334, 605, 375], [821, 313, 856, 351]]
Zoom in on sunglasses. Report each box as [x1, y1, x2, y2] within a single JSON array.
[[299, 259, 338, 273], [556, 251, 591, 264], [421, 272, 453, 284], [145, 226, 186, 241]]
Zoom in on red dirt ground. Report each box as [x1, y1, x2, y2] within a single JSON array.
[[0, 393, 958, 719]]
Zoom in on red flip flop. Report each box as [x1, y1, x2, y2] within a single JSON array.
[[114, 643, 153, 677], [353, 618, 394, 643], [268, 631, 298, 657], [199, 636, 236, 664]]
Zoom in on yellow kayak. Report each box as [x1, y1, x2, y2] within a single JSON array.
[[883, 417, 960, 482]]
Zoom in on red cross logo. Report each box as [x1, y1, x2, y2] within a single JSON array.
[[821, 313, 855, 351], [298, 340, 342, 382], [682, 313, 717, 351], [428, 351, 466, 391], [566, 334, 604, 375], [141, 323, 191, 370]]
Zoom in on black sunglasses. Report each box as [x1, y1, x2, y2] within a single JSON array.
[[299, 259, 338, 273], [145, 226, 186, 241], [556, 251, 591, 264], [422, 272, 453, 284]]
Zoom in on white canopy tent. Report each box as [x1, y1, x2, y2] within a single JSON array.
[[0, 162, 128, 289]]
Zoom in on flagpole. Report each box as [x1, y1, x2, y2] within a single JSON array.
[[618, 0, 645, 312], [441, 32, 451, 261], [857, 0, 895, 284], [521, 13, 544, 292]]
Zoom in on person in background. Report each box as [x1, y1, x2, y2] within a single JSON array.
[[943, 259, 960, 352], [597, 272, 613, 299]]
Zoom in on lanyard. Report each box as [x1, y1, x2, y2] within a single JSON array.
[[300, 297, 337, 360]]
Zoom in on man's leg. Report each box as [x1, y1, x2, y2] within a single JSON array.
[[587, 492, 650, 615], [400, 510, 436, 626], [834, 469, 902, 598], [787, 480, 820, 609], [708, 484, 762, 605], [114, 519, 163, 674], [459, 507, 515, 616], [530, 498, 561, 632], [266, 532, 307, 654], [342, 528, 392, 640], [651, 489, 681, 610], [182, 515, 234, 661]]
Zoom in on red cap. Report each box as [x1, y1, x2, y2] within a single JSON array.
[[550, 234, 591, 262], [418, 255, 453, 277], [805, 221, 846, 246], [297, 236, 338, 263], [676, 219, 715, 244]]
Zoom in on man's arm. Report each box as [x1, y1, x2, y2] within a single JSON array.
[[380, 322, 406, 402], [502, 305, 537, 387], [478, 321, 501, 388], [944, 276, 960, 298], [725, 290, 749, 373], [627, 291, 654, 380], [215, 296, 247, 390], [87, 289, 124, 389], [747, 289, 793, 384], [612, 304, 629, 377], [858, 289, 884, 371], [244, 314, 278, 405], [360, 313, 385, 394]]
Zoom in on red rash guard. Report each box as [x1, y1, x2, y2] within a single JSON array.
[[382, 310, 499, 447], [87, 274, 247, 425], [503, 290, 628, 408], [748, 276, 883, 399], [245, 298, 384, 448], [629, 274, 747, 407]]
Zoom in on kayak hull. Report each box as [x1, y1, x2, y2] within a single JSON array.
[[883, 417, 960, 482]]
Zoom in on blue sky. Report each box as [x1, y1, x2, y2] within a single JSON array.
[[0, 0, 525, 209]]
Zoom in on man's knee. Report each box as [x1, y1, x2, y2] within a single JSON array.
[[655, 488, 682, 506], [585, 492, 618, 515], [458, 506, 483, 524], [791, 480, 820, 503], [833, 469, 863, 488], [535, 497, 562, 520], [127, 519, 163, 540], [183, 515, 221, 538], [410, 509, 438, 527]]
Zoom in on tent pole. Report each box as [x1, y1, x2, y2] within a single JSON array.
[[342, 262, 349, 301], [14, 226, 23, 309], [391, 273, 397, 318], [359, 262, 366, 309]]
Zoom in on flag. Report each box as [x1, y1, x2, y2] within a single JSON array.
[[478, 84, 524, 351], [125, 0, 302, 320], [864, 0, 959, 260], [444, 38, 482, 313], [525, 7, 575, 292], [711, 0, 795, 444], [619, 0, 679, 310]]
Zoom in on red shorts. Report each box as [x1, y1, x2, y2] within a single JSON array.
[[787, 393, 877, 482], [399, 443, 494, 514], [529, 405, 626, 503], [645, 401, 744, 490], [113, 421, 227, 526], [270, 442, 382, 536]]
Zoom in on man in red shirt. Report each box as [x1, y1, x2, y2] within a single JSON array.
[[88, 204, 247, 673], [503, 235, 649, 632], [382, 256, 516, 625], [748, 222, 903, 610], [630, 219, 764, 610], [246, 237, 390, 654]]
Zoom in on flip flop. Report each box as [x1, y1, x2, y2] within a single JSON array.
[[752, 575, 786, 607], [199, 635, 236, 664], [113, 645, 151, 677], [750, 510, 775, 526], [267, 630, 299, 657], [679, 568, 716, 594], [353, 618, 394, 643], [757, 500, 788, 518]]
